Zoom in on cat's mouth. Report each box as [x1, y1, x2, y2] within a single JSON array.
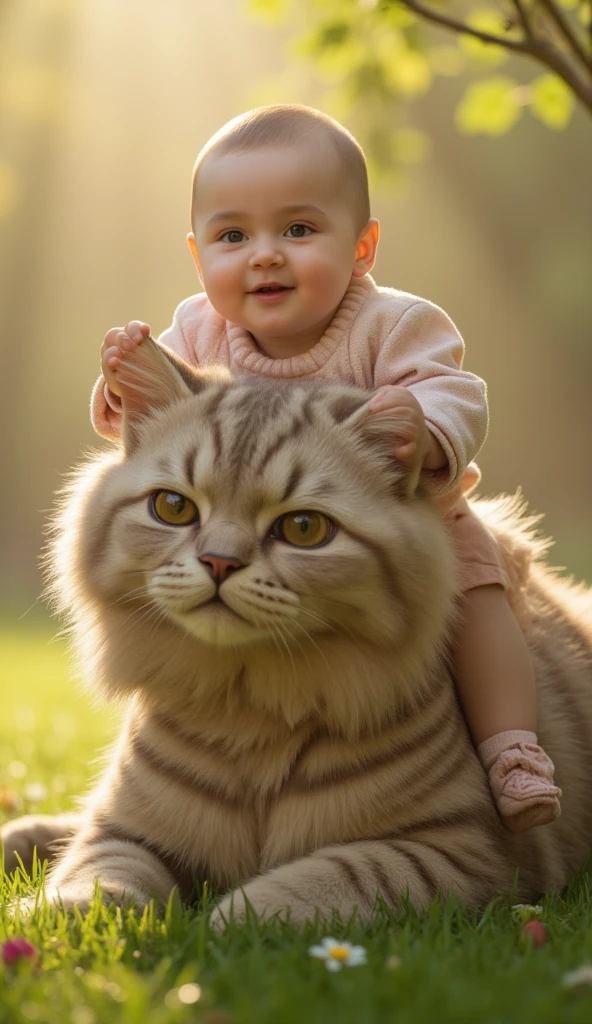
[[190, 594, 248, 622]]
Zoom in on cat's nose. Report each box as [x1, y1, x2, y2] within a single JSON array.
[[199, 552, 244, 584]]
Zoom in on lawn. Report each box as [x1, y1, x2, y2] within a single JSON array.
[[2, 624, 592, 1023]]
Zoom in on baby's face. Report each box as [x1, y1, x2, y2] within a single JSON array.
[[191, 142, 365, 355]]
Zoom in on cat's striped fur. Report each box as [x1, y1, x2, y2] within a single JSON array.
[[2, 339, 592, 925]]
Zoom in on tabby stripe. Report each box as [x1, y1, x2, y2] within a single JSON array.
[[271, 882, 307, 908], [255, 420, 305, 476], [210, 417, 223, 466], [71, 845, 148, 878], [93, 821, 201, 901], [231, 426, 257, 478], [301, 392, 319, 425], [151, 707, 252, 759], [420, 842, 492, 887], [288, 706, 455, 791], [364, 853, 398, 907], [203, 387, 226, 420], [87, 493, 149, 570], [183, 446, 197, 489], [323, 854, 368, 903], [329, 393, 366, 423], [387, 808, 489, 840], [387, 840, 438, 896], [340, 525, 404, 608], [543, 640, 592, 761], [398, 741, 473, 810], [130, 733, 244, 808], [280, 463, 304, 504]]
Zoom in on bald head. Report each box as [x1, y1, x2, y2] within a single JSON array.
[[191, 105, 371, 236]]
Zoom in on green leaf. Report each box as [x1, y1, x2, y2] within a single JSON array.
[[529, 74, 575, 129], [459, 9, 518, 66], [455, 76, 522, 135], [382, 47, 432, 96], [247, 0, 291, 22]]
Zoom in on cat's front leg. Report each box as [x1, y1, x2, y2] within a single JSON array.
[[210, 832, 506, 929], [34, 826, 179, 915], [1, 813, 83, 875]]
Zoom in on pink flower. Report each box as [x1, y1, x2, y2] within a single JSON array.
[[520, 921, 548, 948], [1, 938, 38, 965]]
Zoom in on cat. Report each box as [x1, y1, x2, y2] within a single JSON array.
[[2, 338, 592, 927]]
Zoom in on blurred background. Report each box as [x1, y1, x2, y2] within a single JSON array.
[[1, 0, 591, 629]]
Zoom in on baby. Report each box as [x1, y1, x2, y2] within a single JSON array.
[[93, 104, 561, 833]]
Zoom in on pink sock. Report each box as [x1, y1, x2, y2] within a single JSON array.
[[477, 730, 561, 833], [477, 730, 537, 772]]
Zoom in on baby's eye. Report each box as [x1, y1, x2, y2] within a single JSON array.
[[220, 230, 246, 244], [285, 224, 312, 239]]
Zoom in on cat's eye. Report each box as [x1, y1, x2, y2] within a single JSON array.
[[272, 511, 334, 548], [150, 491, 199, 527]]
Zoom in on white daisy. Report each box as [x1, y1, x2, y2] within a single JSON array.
[[511, 904, 544, 924], [308, 937, 368, 972], [563, 965, 592, 989]]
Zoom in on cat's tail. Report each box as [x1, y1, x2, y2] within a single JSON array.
[[1, 813, 83, 877]]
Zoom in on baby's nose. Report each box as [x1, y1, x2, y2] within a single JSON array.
[[249, 242, 284, 268]]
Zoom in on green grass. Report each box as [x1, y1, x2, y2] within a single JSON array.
[[2, 625, 592, 1023]]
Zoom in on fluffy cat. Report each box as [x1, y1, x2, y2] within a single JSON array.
[[2, 339, 592, 927]]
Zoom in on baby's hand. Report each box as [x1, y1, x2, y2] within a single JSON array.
[[367, 385, 430, 466], [101, 321, 151, 397]]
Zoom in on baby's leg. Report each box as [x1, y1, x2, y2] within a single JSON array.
[[454, 583, 561, 833]]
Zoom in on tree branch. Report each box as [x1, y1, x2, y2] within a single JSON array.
[[509, 0, 533, 39], [537, 0, 592, 74], [395, 0, 535, 54], [394, 0, 592, 114]]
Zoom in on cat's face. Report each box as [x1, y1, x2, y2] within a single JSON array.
[[61, 343, 454, 661]]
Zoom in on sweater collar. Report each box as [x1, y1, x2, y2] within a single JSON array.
[[226, 275, 376, 378]]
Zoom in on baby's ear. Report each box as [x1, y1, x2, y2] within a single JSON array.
[[344, 400, 423, 499], [117, 338, 197, 449]]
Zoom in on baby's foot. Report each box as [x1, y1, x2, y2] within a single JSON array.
[[488, 742, 561, 833]]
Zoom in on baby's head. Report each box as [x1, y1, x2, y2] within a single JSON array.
[[188, 105, 379, 356]]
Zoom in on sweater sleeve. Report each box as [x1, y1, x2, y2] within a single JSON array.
[[373, 300, 488, 494], [90, 298, 199, 441]]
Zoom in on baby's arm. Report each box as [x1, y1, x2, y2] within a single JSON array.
[[371, 300, 488, 491], [368, 385, 446, 472]]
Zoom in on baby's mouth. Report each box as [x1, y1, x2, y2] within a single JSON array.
[[249, 284, 294, 294]]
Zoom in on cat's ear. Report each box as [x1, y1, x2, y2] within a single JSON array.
[[344, 401, 423, 499], [116, 337, 197, 447]]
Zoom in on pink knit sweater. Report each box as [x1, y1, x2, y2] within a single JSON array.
[[91, 275, 486, 504]]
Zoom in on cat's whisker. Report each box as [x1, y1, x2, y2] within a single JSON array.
[[125, 598, 168, 633], [275, 619, 313, 676], [114, 585, 153, 607], [290, 619, 333, 674], [268, 618, 298, 678], [264, 619, 289, 669], [298, 605, 357, 643]]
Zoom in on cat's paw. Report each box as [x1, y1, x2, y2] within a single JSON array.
[[5, 887, 75, 920], [209, 879, 313, 931]]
